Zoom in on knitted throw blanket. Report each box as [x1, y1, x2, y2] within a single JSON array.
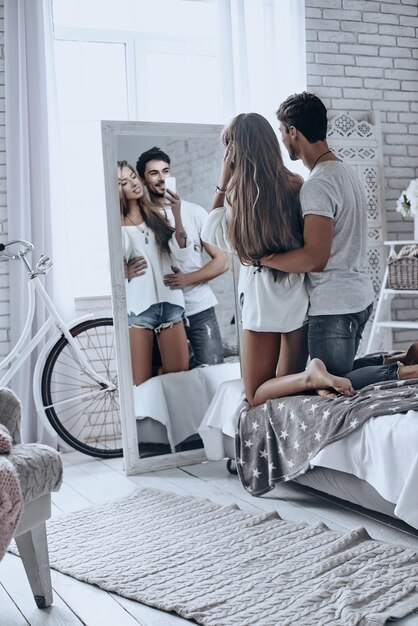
[[235, 379, 418, 496], [0, 424, 23, 560], [0, 423, 12, 453]]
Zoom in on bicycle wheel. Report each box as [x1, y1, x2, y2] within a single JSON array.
[[41, 317, 122, 458]]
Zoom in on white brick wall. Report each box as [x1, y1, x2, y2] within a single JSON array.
[[305, 0, 418, 348]]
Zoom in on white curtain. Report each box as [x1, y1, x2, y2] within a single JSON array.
[[5, 0, 61, 444], [216, 0, 306, 149]]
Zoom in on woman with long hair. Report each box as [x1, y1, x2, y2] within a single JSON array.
[[202, 113, 355, 406], [118, 160, 191, 385]]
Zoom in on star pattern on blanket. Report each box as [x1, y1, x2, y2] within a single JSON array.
[[235, 379, 418, 497]]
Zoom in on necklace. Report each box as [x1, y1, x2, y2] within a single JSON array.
[[126, 215, 149, 244], [310, 150, 332, 171]]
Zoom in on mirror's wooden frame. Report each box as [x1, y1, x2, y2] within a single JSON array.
[[102, 120, 235, 475]]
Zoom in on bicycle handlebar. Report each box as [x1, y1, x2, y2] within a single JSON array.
[[0, 239, 35, 260]]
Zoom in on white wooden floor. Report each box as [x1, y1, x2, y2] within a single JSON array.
[[2, 451, 418, 626]]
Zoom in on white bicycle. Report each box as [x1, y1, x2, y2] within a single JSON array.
[[0, 239, 122, 458]]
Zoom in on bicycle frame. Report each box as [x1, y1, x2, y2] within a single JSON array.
[[1, 276, 56, 387], [0, 239, 121, 457], [0, 241, 116, 395]]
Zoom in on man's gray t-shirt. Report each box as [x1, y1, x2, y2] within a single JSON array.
[[300, 160, 375, 316]]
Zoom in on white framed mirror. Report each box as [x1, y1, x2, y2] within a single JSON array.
[[102, 120, 242, 474]]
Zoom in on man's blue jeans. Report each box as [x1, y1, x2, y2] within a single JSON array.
[[308, 303, 398, 389], [186, 307, 224, 368]]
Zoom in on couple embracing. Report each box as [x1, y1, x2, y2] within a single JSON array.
[[202, 92, 418, 407]]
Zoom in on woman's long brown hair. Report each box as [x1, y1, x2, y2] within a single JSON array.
[[117, 161, 174, 255], [222, 113, 303, 281]]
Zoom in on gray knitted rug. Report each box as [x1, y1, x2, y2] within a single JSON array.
[[43, 488, 418, 626]]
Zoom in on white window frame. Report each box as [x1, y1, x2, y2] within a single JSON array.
[[54, 27, 220, 122]]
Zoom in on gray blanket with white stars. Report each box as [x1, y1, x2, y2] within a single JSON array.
[[235, 378, 418, 496]]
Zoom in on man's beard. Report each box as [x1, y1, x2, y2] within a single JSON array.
[[148, 187, 165, 199], [288, 147, 298, 161]]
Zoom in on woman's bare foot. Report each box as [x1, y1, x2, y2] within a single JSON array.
[[317, 389, 337, 399], [306, 359, 355, 397], [384, 342, 418, 366]]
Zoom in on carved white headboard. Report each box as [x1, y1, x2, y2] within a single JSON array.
[[327, 112, 387, 354]]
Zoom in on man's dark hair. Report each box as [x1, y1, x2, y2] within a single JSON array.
[[136, 146, 171, 178], [276, 92, 328, 143]]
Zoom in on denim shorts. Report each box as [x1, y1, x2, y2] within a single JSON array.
[[128, 302, 186, 334]]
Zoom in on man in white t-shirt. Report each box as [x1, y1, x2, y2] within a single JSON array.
[[135, 146, 229, 368], [261, 92, 418, 388]]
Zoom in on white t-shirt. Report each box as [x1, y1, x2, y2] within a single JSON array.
[[201, 207, 309, 333], [300, 161, 375, 316], [122, 225, 193, 316], [161, 201, 218, 316]]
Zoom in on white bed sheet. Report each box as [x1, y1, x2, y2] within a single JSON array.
[[134, 362, 241, 450], [198, 378, 418, 529], [198, 378, 246, 457], [312, 411, 418, 529]]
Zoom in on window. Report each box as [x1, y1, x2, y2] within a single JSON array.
[[52, 0, 305, 298], [53, 0, 222, 297]]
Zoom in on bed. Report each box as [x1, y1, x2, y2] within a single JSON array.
[[198, 377, 418, 531], [134, 361, 241, 451]]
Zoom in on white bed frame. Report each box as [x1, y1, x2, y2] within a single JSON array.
[[221, 434, 412, 530]]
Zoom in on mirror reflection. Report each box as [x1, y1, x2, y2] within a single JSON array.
[[118, 158, 192, 385], [106, 125, 241, 466]]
